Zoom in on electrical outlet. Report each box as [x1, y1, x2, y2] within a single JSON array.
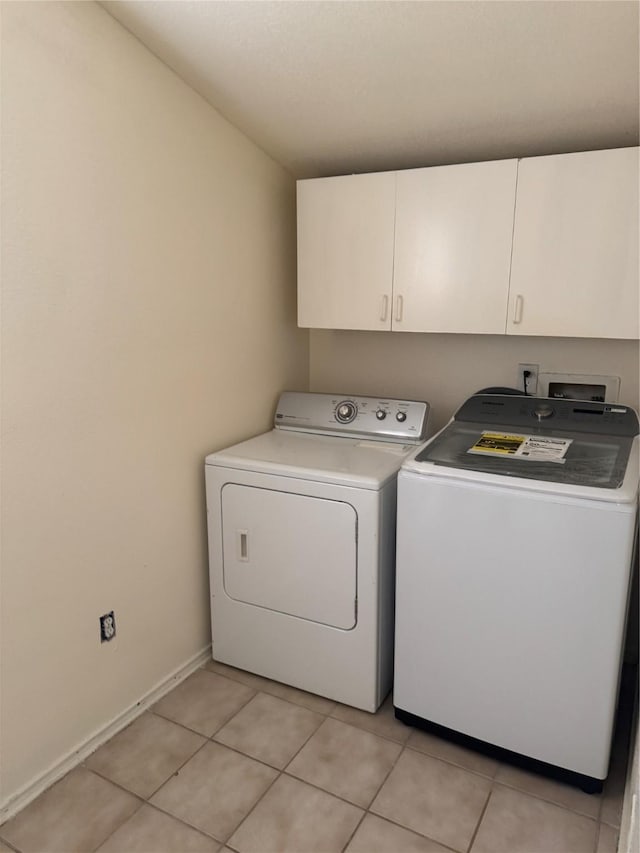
[[100, 611, 116, 643], [517, 363, 539, 396]]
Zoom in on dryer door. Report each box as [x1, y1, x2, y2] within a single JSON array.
[[221, 484, 357, 629]]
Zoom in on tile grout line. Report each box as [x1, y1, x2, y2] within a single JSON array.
[[81, 684, 266, 850], [137, 800, 225, 846], [274, 708, 331, 767], [365, 742, 495, 853], [274, 708, 410, 820], [336, 734, 408, 853], [339, 809, 367, 852], [221, 766, 285, 848], [152, 668, 261, 732], [364, 730, 407, 805], [330, 722, 411, 747], [10, 660, 630, 852], [148, 692, 294, 847], [278, 770, 371, 813], [403, 742, 500, 782], [343, 729, 454, 853], [135, 692, 609, 845], [593, 822, 601, 853], [405, 747, 605, 821], [209, 688, 337, 849], [71, 703, 618, 853], [87, 731, 606, 853], [206, 667, 415, 747], [208, 689, 331, 773], [464, 781, 495, 853], [313, 697, 414, 747], [84, 729, 229, 849], [145, 736, 213, 800], [488, 777, 602, 822], [88, 784, 145, 853], [80, 769, 146, 853], [217, 679, 615, 827], [346, 733, 481, 853], [85, 739, 255, 849], [205, 662, 338, 716], [82, 707, 225, 850], [209, 712, 393, 844], [361, 810, 463, 853]]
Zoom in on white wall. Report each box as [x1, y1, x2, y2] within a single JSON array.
[[310, 331, 639, 433], [0, 1, 308, 808]]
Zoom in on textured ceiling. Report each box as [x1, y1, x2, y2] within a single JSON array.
[[101, 0, 640, 178]]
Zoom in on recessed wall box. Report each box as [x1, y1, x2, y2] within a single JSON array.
[[537, 373, 620, 403]]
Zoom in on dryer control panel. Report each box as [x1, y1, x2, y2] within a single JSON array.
[[274, 391, 430, 443]]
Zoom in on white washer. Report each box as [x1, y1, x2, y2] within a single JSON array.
[[394, 392, 639, 792], [205, 391, 430, 712]]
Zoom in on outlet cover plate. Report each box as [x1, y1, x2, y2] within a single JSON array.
[[100, 611, 116, 643]]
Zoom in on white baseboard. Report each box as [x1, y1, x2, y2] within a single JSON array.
[[0, 645, 212, 825]]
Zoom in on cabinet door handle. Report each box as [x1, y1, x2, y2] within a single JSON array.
[[395, 295, 404, 323], [237, 530, 249, 562], [513, 294, 524, 325], [380, 295, 389, 322]]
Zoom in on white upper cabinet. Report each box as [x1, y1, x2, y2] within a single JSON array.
[[297, 171, 396, 330], [507, 148, 639, 339], [296, 148, 639, 339], [393, 160, 518, 333]]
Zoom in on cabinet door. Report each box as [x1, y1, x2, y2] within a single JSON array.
[[507, 148, 639, 339], [297, 172, 396, 330], [393, 160, 517, 333]]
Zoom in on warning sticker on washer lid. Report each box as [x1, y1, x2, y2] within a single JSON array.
[[467, 432, 572, 463]]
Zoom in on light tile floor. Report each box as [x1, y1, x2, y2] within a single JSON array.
[[0, 661, 634, 853]]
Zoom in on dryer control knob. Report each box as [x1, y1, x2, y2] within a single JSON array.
[[396, 411, 407, 422], [336, 401, 357, 423], [375, 409, 387, 420]]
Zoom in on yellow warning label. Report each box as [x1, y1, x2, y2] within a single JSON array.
[[469, 432, 527, 455], [468, 432, 572, 462]]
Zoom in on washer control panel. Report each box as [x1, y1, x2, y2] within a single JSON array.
[[456, 393, 639, 436], [275, 392, 430, 443]]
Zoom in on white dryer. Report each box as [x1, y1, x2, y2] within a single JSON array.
[[205, 391, 429, 712]]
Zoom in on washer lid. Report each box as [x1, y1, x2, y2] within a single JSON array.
[[205, 429, 417, 489], [404, 420, 639, 502]]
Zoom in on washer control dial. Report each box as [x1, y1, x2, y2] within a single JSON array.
[[533, 404, 554, 421], [335, 400, 357, 423], [396, 411, 407, 422], [375, 409, 387, 420]]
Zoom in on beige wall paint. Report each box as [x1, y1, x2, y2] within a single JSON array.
[[310, 331, 639, 433], [0, 1, 308, 806]]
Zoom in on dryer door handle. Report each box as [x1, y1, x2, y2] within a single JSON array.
[[237, 530, 249, 562]]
